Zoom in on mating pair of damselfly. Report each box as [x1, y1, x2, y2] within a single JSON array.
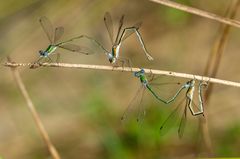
[[32, 12, 153, 66], [122, 69, 208, 138]]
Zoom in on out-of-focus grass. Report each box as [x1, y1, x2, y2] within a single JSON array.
[[1, 0, 240, 158], [215, 124, 240, 157]]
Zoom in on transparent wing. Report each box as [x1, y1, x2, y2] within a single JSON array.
[[115, 15, 124, 45], [104, 12, 114, 45], [54, 27, 64, 44], [39, 16, 54, 44], [121, 22, 142, 42], [178, 101, 188, 138], [159, 98, 184, 136], [121, 85, 146, 122], [59, 43, 93, 55], [136, 88, 146, 123]]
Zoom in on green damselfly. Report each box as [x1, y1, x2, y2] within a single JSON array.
[[121, 69, 185, 122], [159, 79, 208, 138], [34, 16, 91, 63], [79, 12, 154, 66]]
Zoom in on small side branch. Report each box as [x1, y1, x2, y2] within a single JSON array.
[[8, 63, 61, 159], [4, 62, 240, 88], [149, 0, 240, 28]]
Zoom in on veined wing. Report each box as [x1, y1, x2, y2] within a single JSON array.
[[54, 27, 64, 44], [115, 14, 124, 45], [57, 35, 109, 55], [178, 100, 188, 138], [121, 85, 146, 123], [59, 43, 93, 55], [159, 98, 185, 136], [104, 12, 114, 45], [39, 16, 54, 44], [121, 22, 142, 42]]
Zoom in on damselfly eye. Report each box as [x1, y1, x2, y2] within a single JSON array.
[[39, 50, 44, 56], [140, 69, 145, 73]]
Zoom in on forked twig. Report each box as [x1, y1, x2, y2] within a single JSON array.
[[4, 62, 240, 88], [149, 0, 240, 28], [8, 60, 61, 159]]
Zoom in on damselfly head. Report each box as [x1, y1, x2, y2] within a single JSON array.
[[184, 79, 195, 88], [108, 53, 116, 63], [109, 57, 116, 63], [134, 68, 145, 77], [140, 68, 145, 73], [39, 50, 45, 57]]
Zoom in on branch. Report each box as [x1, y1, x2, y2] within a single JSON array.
[[8, 61, 61, 159], [4, 62, 240, 88], [149, 0, 240, 28], [204, 0, 240, 102]]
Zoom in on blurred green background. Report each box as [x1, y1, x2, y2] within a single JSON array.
[[1, 0, 240, 158]]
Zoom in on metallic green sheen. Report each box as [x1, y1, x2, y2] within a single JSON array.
[[45, 45, 57, 54]]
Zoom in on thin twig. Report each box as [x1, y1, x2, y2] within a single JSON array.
[[8, 61, 61, 159], [4, 62, 240, 88], [200, 1, 239, 155], [199, 113, 213, 156], [199, 1, 240, 156], [204, 0, 240, 102], [149, 0, 240, 28]]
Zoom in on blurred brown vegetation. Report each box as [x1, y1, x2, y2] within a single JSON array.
[[0, 0, 240, 158]]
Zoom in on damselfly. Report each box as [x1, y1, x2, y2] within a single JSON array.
[[159, 79, 208, 138], [34, 16, 91, 63], [79, 12, 154, 67], [121, 69, 185, 122]]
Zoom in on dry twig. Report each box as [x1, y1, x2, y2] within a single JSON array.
[[8, 60, 61, 159], [4, 62, 240, 88], [198, 1, 240, 156], [149, 0, 240, 28], [204, 0, 240, 102]]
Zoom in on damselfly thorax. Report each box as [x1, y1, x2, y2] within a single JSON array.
[[134, 69, 148, 86], [186, 80, 195, 101], [108, 43, 121, 63], [39, 45, 58, 57]]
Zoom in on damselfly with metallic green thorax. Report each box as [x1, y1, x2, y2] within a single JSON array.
[[33, 16, 91, 64], [159, 79, 208, 138], [121, 69, 186, 122], [79, 12, 154, 67]]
